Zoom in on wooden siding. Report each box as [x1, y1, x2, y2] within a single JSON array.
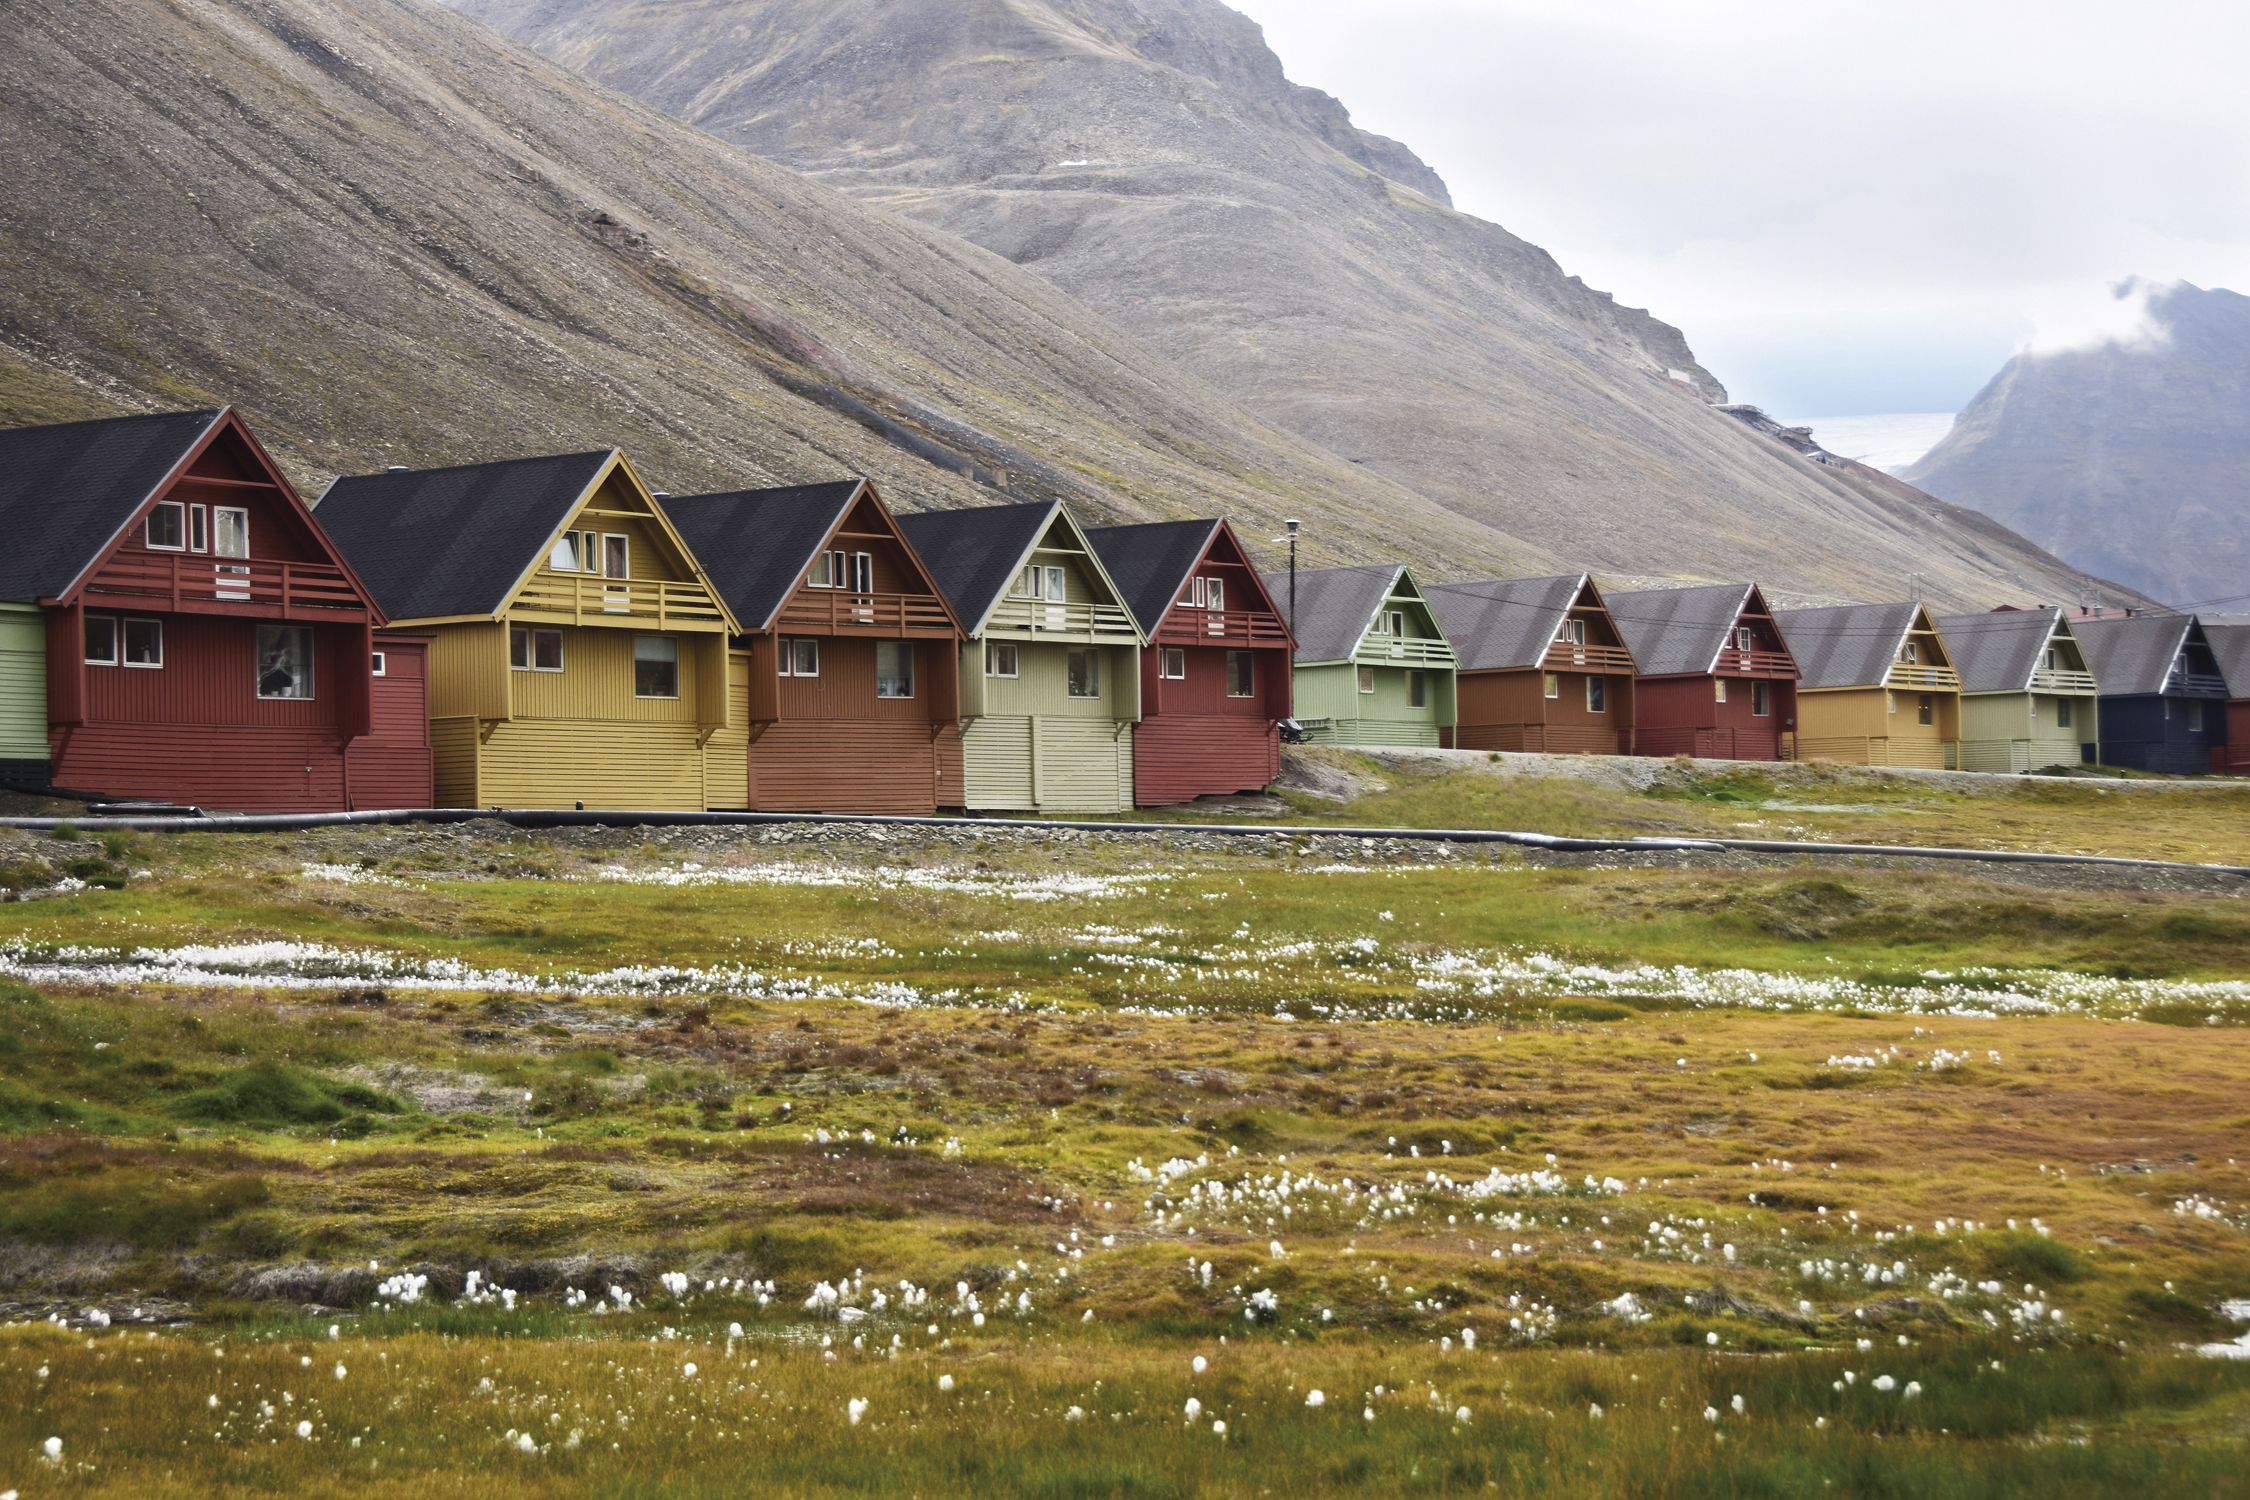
[[350, 639, 432, 808], [1132, 715, 1278, 805], [1795, 685, 1958, 766], [961, 715, 1133, 812], [54, 724, 349, 811], [2094, 695, 2227, 775], [503, 627, 722, 725], [1958, 692, 2098, 774], [0, 604, 48, 765], [475, 720, 708, 809], [2222, 701, 2250, 772], [702, 655, 751, 809], [426, 622, 510, 722], [1630, 675, 1794, 761], [431, 718, 480, 807], [1449, 667, 1632, 755], [1291, 661, 1451, 747], [745, 720, 963, 814]]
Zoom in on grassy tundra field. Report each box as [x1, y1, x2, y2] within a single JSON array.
[[0, 763, 2247, 1496]]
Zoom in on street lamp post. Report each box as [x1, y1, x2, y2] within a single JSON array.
[[1282, 518, 1300, 637]]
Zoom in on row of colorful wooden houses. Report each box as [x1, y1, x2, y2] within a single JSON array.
[[0, 407, 2240, 815]]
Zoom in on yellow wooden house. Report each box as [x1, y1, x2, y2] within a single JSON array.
[[1771, 601, 1961, 767], [315, 449, 743, 808]]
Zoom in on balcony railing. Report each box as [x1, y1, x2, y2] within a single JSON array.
[[983, 597, 1140, 641], [1883, 663, 1962, 690], [78, 553, 366, 618], [512, 574, 730, 631], [1714, 647, 1798, 677], [1539, 640, 1636, 673], [775, 588, 954, 636], [1354, 635, 1458, 666], [1155, 608, 1293, 645], [2169, 670, 2229, 696], [2028, 668, 2100, 694]]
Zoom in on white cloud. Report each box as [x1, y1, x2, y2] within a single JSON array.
[[1238, 0, 2250, 413]]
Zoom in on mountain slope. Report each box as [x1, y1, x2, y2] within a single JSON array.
[[0, 0, 1539, 577], [1904, 282, 2250, 610], [448, 0, 2129, 609]]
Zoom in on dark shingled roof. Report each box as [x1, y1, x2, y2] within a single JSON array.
[[2205, 622, 2250, 698], [2075, 614, 2199, 697], [1083, 519, 1220, 636], [896, 501, 1058, 634], [1424, 575, 1587, 672], [1932, 608, 2071, 694], [316, 451, 612, 622], [0, 408, 224, 603], [1252, 563, 1401, 665], [1771, 602, 1921, 690], [665, 481, 865, 633], [1605, 583, 1756, 678]]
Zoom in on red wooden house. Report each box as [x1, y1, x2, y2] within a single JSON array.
[[1084, 519, 1295, 805], [1605, 583, 1799, 760], [0, 407, 427, 810], [668, 480, 966, 813]]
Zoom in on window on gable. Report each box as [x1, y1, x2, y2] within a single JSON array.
[[1358, 666, 1376, 694], [1587, 677, 1607, 713], [549, 532, 582, 571], [256, 624, 314, 699], [189, 504, 208, 554], [635, 635, 678, 698], [1385, 610, 1405, 638], [2043, 647, 2058, 671], [1159, 648, 1186, 680], [1225, 650, 1254, 698], [1067, 648, 1100, 698], [876, 641, 914, 698], [145, 501, 185, 551], [214, 508, 249, 559], [602, 534, 630, 580], [123, 618, 163, 668], [1737, 627, 1754, 651], [84, 615, 118, 666], [986, 642, 1019, 678], [1899, 641, 1919, 665], [1205, 578, 1224, 612]]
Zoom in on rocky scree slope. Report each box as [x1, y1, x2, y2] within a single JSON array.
[[455, 0, 2124, 609], [1905, 281, 2250, 610], [0, 0, 1531, 574]]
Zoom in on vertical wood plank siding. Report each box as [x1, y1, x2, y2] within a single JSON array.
[[0, 604, 48, 770], [349, 641, 432, 808], [961, 716, 1133, 812], [703, 658, 751, 809], [1131, 717, 1279, 805], [747, 721, 962, 813], [431, 718, 480, 807], [1449, 669, 1631, 755]]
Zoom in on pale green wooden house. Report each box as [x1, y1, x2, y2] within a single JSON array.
[[0, 602, 47, 785], [1263, 563, 1457, 746], [898, 501, 1144, 812], [1932, 606, 2100, 771]]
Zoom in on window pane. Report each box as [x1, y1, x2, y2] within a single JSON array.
[[1543, 672, 1558, 699], [214, 508, 249, 559], [1753, 680, 1770, 716], [634, 635, 678, 697], [1206, 578, 1224, 612], [145, 502, 184, 549], [1357, 666, 1374, 694], [190, 506, 208, 553], [1918, 694, 1934, 726], [604, 535, 629, 579], [84, 616, 117, 665], [256, 624, 313, 698], [1161, 649, 1185, 679], [877, 641, 914, 698], [1409, 671, 1426, 708], [853, 553, 874, 593], [549, 534, 581, 571], [1587, 677, 1606, 712], [372, 652, 387, 677], [123, 618, 163, 667], [534, 631, 564, 671], [792, 639, 820, 677], [1714, 679, 1728, 703], [1226, 650, 1253, 697], [2056, 698, 2072, 728], [510, 627, 529, 669], [1067, 649, 1099, 698]]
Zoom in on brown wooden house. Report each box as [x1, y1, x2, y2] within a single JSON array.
[[668, 480, 965, 813], [1084, 519, 1295, 805], [1425, 574, 1637, 753], [1606, 583, 1798, 760]]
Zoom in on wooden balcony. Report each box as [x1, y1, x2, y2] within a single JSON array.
[[512, 574, 730, 632], [2170, 669, 2228, 696], [775, 588, 954, 638], [74, 553, 367, 620], [1539, 640, 1636, 673], [2028, 668, 2100, 694], [1354, 635, 1458, 667], [1155, 607, 1292, 645], [1713, 647, 1798, 678], [1883, 662, 1962, 690], [983, 597, 1140, 643]]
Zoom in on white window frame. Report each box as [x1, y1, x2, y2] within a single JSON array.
[[213, 506, 250, 560], [549, 532, 583, 572], [371, 651, 387, 677], [122, 617, 164, 669], [1899, 641, 1919, 665], [1557, 618, 1586, 645], [1159, 648, 1186, 680], [601, 533, 630, 580], [875, 641, 914, 699], [1737, 626, 1753, 651], [1066, 647, 1101, 699], [986, 641, 1020, 678], [2055, 696, 2072, 728], [509, 626, 565, 672], [255, 623, 315, 700], [1543, 672, 1559, 699], [144, 501, 186, 551], [189, 504, 208, 554], [1225, 650, 1254, 699], [1357, 665, 1376, 694], [781, 638, 820, 678], [84, 614, 119, 666], [634, 634, 680, 699]]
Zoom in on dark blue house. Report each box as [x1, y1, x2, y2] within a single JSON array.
[[2076, 613, 2228, 774]]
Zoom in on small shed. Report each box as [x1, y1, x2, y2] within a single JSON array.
[[1424, 574, 1636, 754], [317, 449, 737, 809], [1931, 607, 2100, 772], [1770, 601, 1960, 767], [1085, 519, 1294, 806], [1260, 564, 1457, 747], [0, 407, 417, 810], [669, 480, 964, 814], [2075, 613, 2227, 775], [898, 500, 1144, 813], [1606, 583, 1797, 760]]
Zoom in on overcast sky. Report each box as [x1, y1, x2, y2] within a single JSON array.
[[1241, 0, 2250, 417]]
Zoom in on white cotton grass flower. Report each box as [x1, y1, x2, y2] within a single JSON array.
[[208, 1394, 220, 1409], [1873, 1375, 1896, 1392], [938, 1374, 955, 1393], [334, 1363, 347, 1381], [1364, 1406, 1376, 1422], [1185, 1397, 1203, 1420], [42, 1437, 62, 1462], [683, 1363, 697, 1378], [1706, 1332, 1719, 1346], [1065, 1406, 1085, 1422], [296, 1420, 314, 1440], [1731, 1394, 1745, 1414], [1903, 1381, 1922, 1398], [1211, 1420, 1227, 1436], [1306, 1389, 1326, 1408], [1454, 1406, 1471, 1425], [1588, 1403, 1604, 1419], [848, 1398, 869, 1426], [1703, 1406, 1720, 1423], [516, 1432, 537, 1454], [728, 1323, 744, 1338], [1192, 1356, 1208, 1374]]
